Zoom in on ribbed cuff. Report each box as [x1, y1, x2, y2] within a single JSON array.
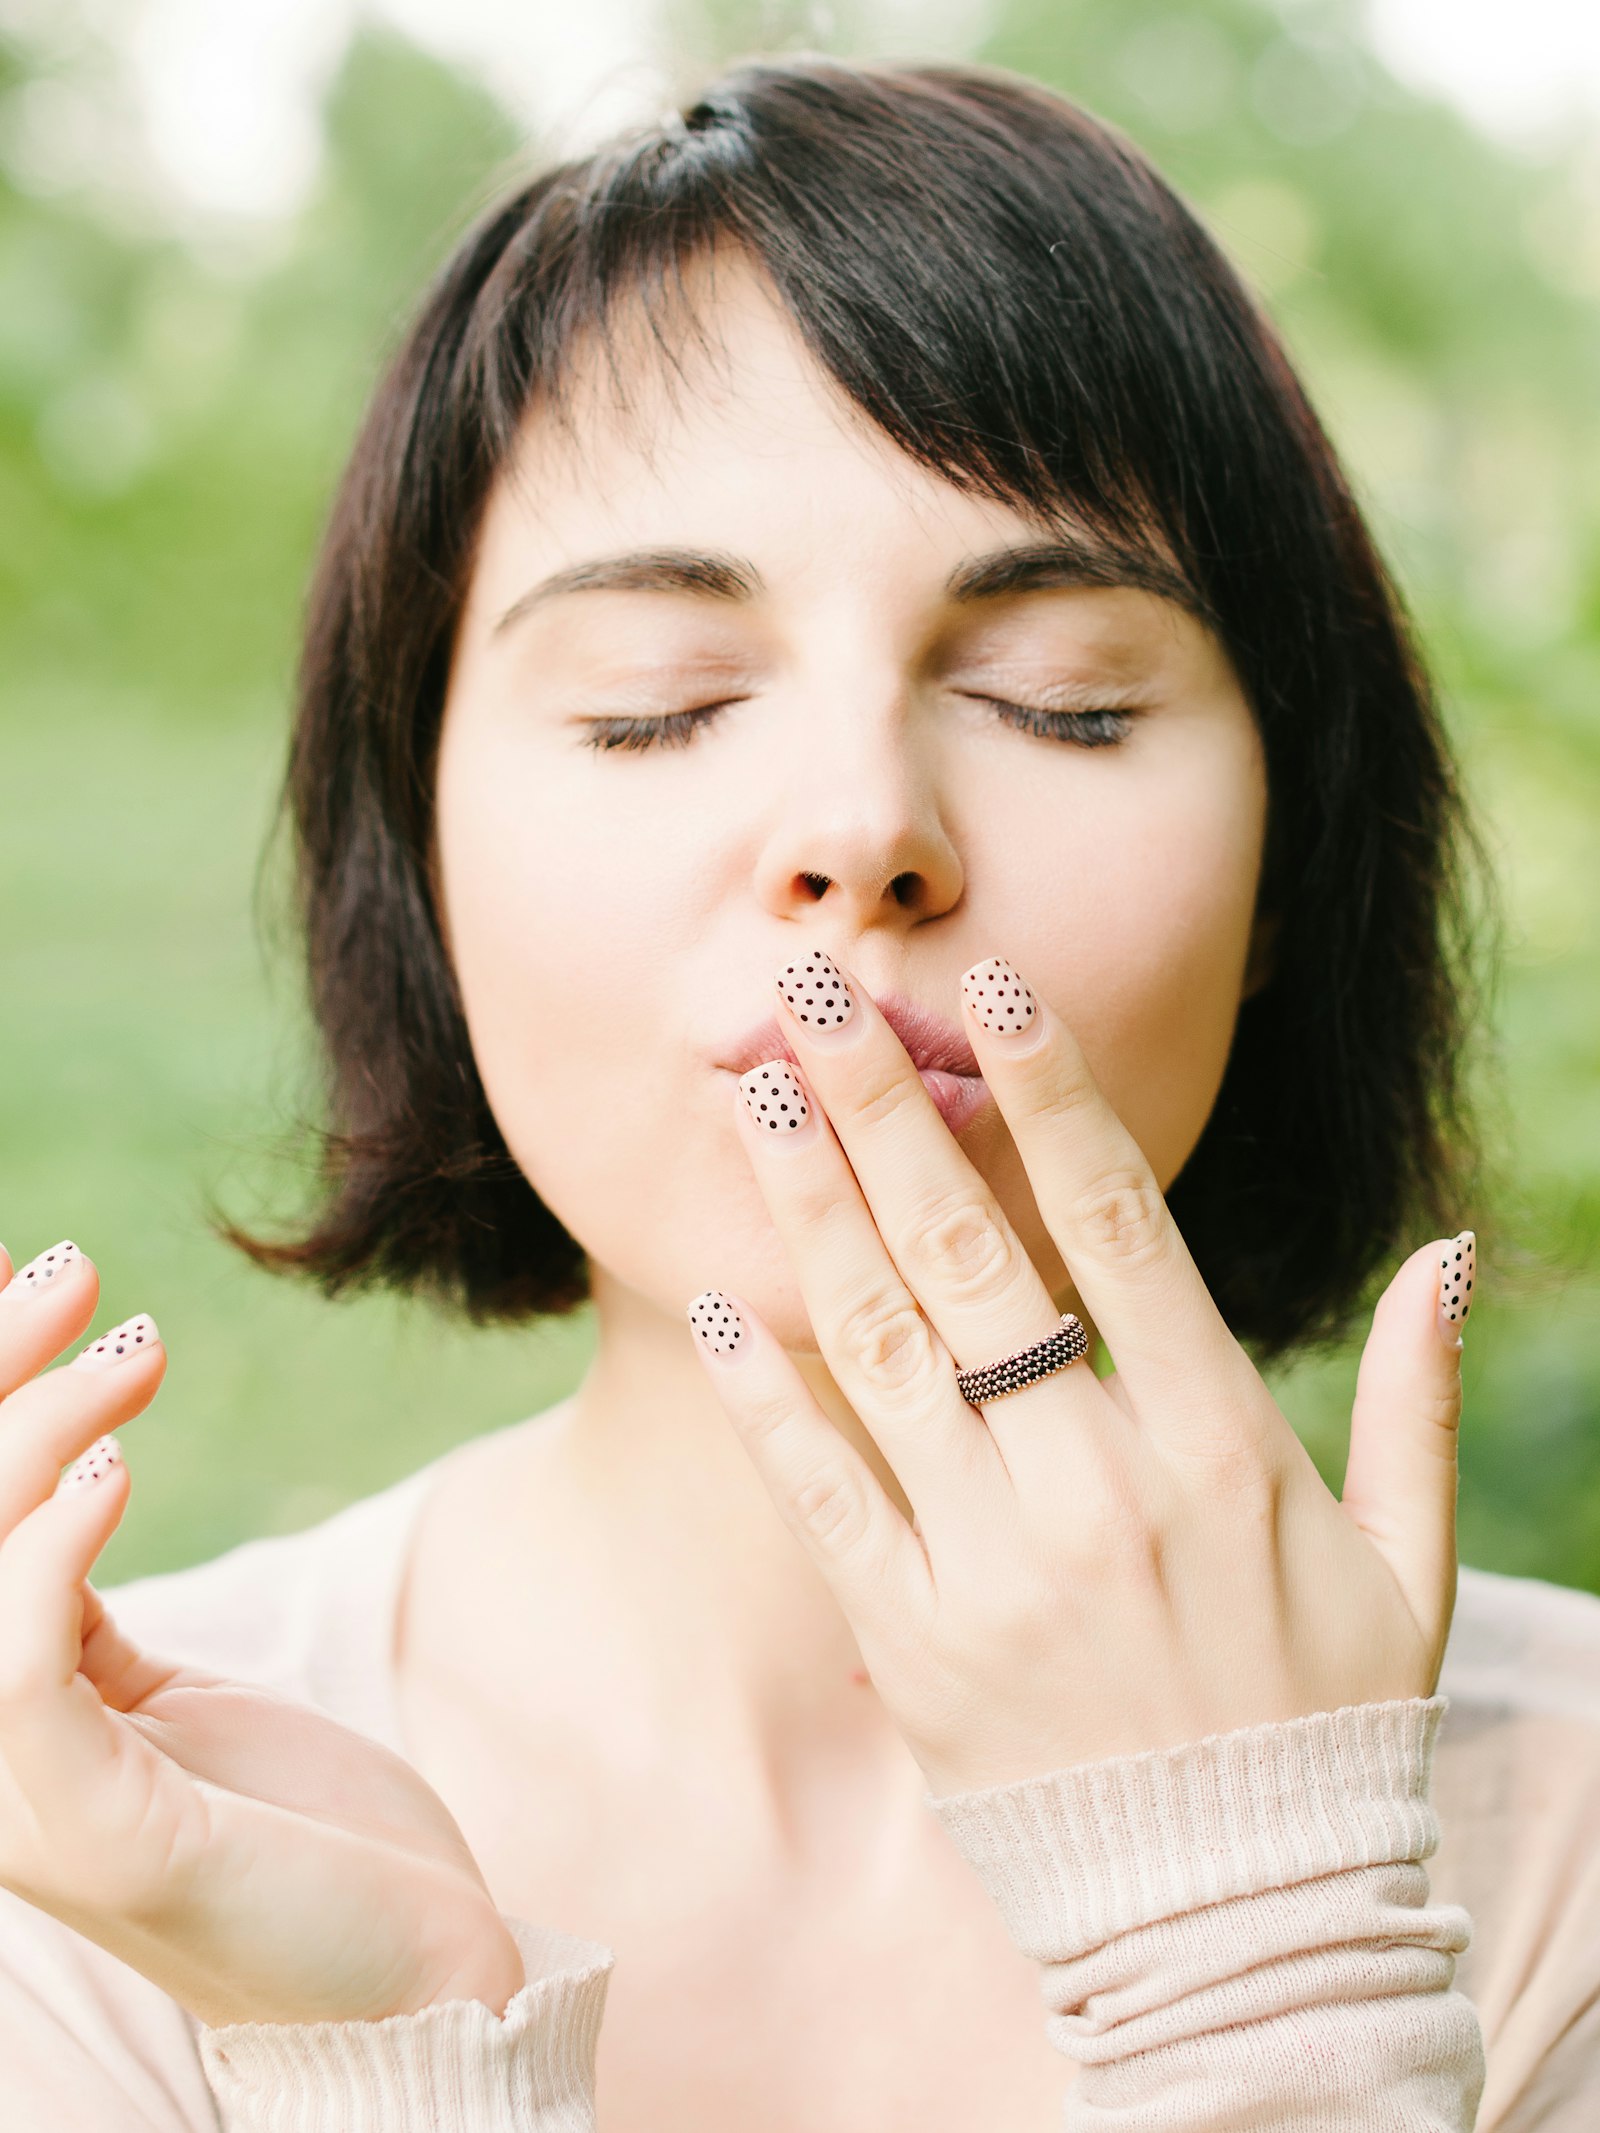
[[198, 1914, 614, 2133], [926, 1696, 1448, 1961]]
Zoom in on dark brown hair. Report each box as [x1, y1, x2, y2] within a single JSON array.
[[213, 50, 1492, 1360]]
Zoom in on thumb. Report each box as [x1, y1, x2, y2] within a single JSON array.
[[1340, 1230, 1476, 1660]]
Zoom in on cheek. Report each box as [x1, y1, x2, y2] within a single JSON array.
[[1013, 762, 1264, 1188], [434, 742, 710, 1216]]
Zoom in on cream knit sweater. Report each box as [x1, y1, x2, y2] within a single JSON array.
[[2, 1439, 1598, 2130]]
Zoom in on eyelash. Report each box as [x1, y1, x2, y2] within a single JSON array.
[[577, 700, 1135, 753]]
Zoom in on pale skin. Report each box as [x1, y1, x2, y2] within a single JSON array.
[[0, 250, 1466, 2121]]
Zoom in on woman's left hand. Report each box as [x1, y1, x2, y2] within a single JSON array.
[[687, 948, 1470, 1797]]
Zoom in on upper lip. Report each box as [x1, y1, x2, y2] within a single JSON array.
[[717, 985, 982, 1079]]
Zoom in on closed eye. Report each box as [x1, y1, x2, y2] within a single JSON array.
[[578, 704, 736, 752], [577, 699, 1136, 753], [977, 698, 1134, 748]]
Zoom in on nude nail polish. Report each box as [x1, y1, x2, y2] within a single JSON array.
[[961, 957, 1039, 1038], [10, 1239, 80, 1297], [60, 1435, 122, 1491], [687, 1290, 746, 1358], [1438, 1231, 1475, 1344], [739, 1061, 811, 1134], [776, 951, 856, 1030], [71, 1314, 159, 1369]]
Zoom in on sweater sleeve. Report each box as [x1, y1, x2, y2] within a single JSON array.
[[927, 1694, 1486, 2128], [196, 1699, 1482, 2132], [195, 1915, 615, 2133]]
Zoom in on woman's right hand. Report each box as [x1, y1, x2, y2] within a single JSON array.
[[0, 1235, 525, 2030]]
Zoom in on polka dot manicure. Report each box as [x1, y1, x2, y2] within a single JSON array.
[[687, 1290, 745, 1358], [776, 951, 855, 1029], [1440, 1231, 1476, 1327], [962, 956, 1038, 1036], [60, 1434, 122, 1491], [71, 1314, 160, 1370], [739, 1061, 810, 1133], [11, 1239, 80, 1296]]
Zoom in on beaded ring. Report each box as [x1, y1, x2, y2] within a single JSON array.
[[954, 1312, 1090, 1405]]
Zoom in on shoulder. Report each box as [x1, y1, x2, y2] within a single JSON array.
[[1430, 1564, 1600, 2115], [1434, 1560, 1600, 1818], [1442, 1562, 1600, 1725]]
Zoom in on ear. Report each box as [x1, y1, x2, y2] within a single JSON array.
[[1241, 910, 1280, 1001]]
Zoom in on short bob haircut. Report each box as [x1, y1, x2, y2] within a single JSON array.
[[216, 50, 1490, 1362]]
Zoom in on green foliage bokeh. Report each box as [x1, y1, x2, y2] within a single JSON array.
[[1, 2, 1596, 1591]]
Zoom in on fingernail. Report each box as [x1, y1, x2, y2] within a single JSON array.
[[961, 957, 1041, 1043], [1437, 1231, 1475, 1348], [775, 950, 857, 1036], [687, 1290, 748, 1360], [60, 1435, 122, 1491], [739, 1060, 813, 1138], [9, 1239, 81, 1298], [71, 1314, 159, 1369]]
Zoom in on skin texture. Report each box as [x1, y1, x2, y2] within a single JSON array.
[[422, 231, 1465, 2109], [436, 260, 1271, 1381], [0, 250, 1464, 2093], [421, 245, 1288, 1824], [409, 249, 1450, 1859]]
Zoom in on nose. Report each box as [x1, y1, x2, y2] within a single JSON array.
[[755, 709, 965, 934]]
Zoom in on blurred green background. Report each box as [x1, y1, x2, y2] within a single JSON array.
[[2, 0, 1597, 1593]]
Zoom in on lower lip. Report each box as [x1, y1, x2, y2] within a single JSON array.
[[917, 1067, 993, 1134]]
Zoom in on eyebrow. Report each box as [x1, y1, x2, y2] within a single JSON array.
[[489, 534, 1214, 637]]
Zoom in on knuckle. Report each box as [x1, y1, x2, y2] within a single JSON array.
[[1179, 1428, 1278, 1506], [1093, 1508, 1167, 1591], [835, 1289, 939, 1400], [904, 1189, 1018, 1300], [790, 1467, 872, 1556], [852, 1070, 923, 1133], [1071, 1169, 1169, 1271], [1057, 1460, 1166, 1588], [736, 1385, 802, 1453], [1416, 1380, 1465, 1453], [1046, 1063, 1098, 1113]]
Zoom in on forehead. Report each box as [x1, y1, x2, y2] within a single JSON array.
[[469, 246, 1205, 643], [488, 252, 1001, 559]]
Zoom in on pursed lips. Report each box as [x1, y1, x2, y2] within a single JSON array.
[[716, 990, 981, 1079], [714, 987, 993, 1133]]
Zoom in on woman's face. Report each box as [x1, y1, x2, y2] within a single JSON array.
[[433, 250, 1271, 1352]]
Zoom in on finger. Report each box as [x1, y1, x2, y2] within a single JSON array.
[[0, 1315, 165, 1534], [0, 1240, 99, 1394], [1339, 1231, 1473, 1655], [684, 1285, 933, 1634], [0, 1433, 132, 1817], [729, 1058, 1008, 1537], [766, 951, 1111, 1470], [958, 955, 1254, 1438]]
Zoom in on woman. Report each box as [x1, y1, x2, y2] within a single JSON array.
[[1, 51, 1596, 2131]]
